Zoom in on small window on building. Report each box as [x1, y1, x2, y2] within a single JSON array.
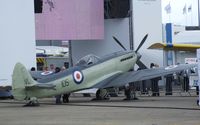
[[34, 0, 43, 13]]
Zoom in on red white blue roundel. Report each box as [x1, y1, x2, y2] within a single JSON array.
[[41, 71, 53, 76], [73, 70, 84, 84]]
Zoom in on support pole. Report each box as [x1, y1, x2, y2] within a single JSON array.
[[129, 0, 134, 50], [68, 40, 73, 67]]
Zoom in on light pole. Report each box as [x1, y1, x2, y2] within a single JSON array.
[[129, 0, 134, 50]]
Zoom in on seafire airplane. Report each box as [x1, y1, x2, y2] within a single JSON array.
[[12, 34, 196, 106]]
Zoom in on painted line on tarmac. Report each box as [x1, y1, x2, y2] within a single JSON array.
[[1, 101, 200, 111], [64, 103, 200, 111]]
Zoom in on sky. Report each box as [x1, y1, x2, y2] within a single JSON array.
[[162, 0, 199, 26]]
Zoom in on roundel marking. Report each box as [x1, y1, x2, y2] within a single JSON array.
[[165, 65, 178, 70], [41, 71, 53, 75], [73, 70, 84, 84]]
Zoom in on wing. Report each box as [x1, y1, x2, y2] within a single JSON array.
[[92, 73, 122, 88], [25, 83, 56, 90], [96, 64, 197, 88]]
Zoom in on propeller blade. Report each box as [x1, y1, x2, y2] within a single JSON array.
[[112, 36, 127, 51], [136, 52, 148, 69], [135, 34, 148, 53], [136, 60, 148, 69]]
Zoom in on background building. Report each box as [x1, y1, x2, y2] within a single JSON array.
[[0, 0, 36, 86]]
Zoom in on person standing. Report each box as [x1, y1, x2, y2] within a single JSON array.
[[150, 63, 160, 96], [61, 66, 70, 103], [54, 67, 62, 104]]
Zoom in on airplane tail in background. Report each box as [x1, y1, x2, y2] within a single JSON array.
[[12, 63, 35, 100]]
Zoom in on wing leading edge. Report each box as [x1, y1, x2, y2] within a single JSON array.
[[97, 64, 197, 88]]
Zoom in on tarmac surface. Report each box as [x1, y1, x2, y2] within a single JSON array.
[[0, 95, 200, 125]]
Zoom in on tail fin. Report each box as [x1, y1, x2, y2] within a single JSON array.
[[12, 63, 35, 100]]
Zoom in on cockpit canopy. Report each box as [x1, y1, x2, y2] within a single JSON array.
[[76, 54, 100, 66]]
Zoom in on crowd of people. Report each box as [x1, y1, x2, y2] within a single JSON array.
[[138, 62, 195, 97]]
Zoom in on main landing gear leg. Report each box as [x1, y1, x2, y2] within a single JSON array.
[[63, 93, 70, 103], [92, 89, 110, 101], [24, 97, 40, 107], [124, 86, 138, 100]]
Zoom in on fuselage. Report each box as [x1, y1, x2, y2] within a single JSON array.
[[27, 51, 138, 98]]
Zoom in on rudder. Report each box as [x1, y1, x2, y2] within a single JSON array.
[[12, 63, 35, 100]]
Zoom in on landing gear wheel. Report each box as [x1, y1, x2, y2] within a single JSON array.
[[92, 89, 110, 101], [24, 97, 40, 107], [63, 93, 70, 103], [124, 88, 138, 101]]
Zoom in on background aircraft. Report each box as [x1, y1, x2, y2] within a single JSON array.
[[12, 34, 196, 106], [148, 42, 200, 51]]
